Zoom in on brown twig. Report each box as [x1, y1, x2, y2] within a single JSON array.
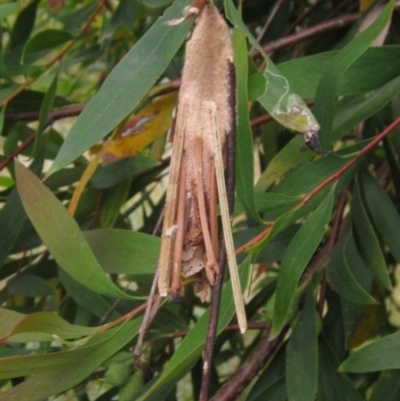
[[97, 296, 157, 333], [283, 0, 322, 36], [5, 103, 86, 123], [236, 116, 400, 254], [249, 0, 286, 57], [209, 325, 282, 401], [133, 269, 162, 359], [0, 134, 35, 171], [160, 323, 270, 340], [253, 12, 360, 57]]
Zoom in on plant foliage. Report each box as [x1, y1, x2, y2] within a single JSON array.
[[1, 0, 400, 400]]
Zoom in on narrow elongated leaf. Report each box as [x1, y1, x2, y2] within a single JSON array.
[[361, 169, 400, 264], [332, 75, 400, 142], [232, 27, 261, 223], [256, 136, 312, 192], [0, 146, 44, 269], [271, 187, 334, 338], [286, 288, 318, 401], [247, 348, 286, 401], [15, 161, 133, 300], [0, 320, 140, 401], [48, 0, 192, 175], [83, 228, 160, 274], [326, 231, 376, 305], [32, 71, 58, 156], [370, 370, 400, 401], [278, 46, 400, 99], [90, 155, 157, 189], [0, 189, 27, 269], [59, 270, 121, 319], [0, 308, 27, 338], [351, 177, 391, 289], [319, 340, 365, 401], [99, 179, 131, 228], [1, 312, 97, 343], [23, 29, 73, 62], [224, 0, 319, 136], [103, 92, 177, 163], [314, 0, 395, 148], [340, 330, 400, 372], [8, 0, 39, 50]]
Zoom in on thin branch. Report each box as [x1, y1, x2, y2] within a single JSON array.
[[0, 134, 35, 171], [133, 269, 162, 359], [5, 103, 86, 123], [253, 12, 360, 57], [159, 323, 270, 340], [209, 325, 282, 401], [236, 116, 400, 254], [249, 0, 286, 57], [97, 297, 156, 333]]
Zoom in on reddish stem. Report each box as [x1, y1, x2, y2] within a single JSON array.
[[237, 116, 400, 254]]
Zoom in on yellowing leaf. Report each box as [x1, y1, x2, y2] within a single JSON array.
[[103, 92, 177, 164]]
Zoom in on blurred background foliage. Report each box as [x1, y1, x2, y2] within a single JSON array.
[[1, 0, 400, 400]]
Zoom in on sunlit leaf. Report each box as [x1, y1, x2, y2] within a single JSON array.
[[15, 161, 134, 300], [103, 92, 177, 164]]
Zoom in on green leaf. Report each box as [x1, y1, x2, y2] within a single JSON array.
[[8, 0, 39, 51], [332, 75, 400, 142], [15, 161, 134, 300], [340, 330, 400, 372], [286, 288, 318, 401], [278, 46, 400, 99], [0, 320, 140, 401], [7, 274, 54, 297], [1, 311, 97, 343], [360, 169, 400, 264], [224, 0, 319, 136], [99, 179, 131, 228], [370, 370, 400, 401], [313, 0, 395, 148], [141, 0, 173, 8], [0, 188, 27, 269], [0, 147, 44, 269], [22, 30, 73, 63], [83, 228, 160, 275], [134, 256, 252, 401], [326, 230, 376, 305], [271, 187, 333, 338], [319, 339, 364, 400], [48, 0, 192, 175], [32, 72, 58, 156], [232, 27, 261, 223], [246, 347, 286, 401], [59, 270, 122, 319], [255, 136, 312, 192], [0, 3, 19, 21], [351, 177, 391, 289], [90, 155, 157, 189]]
